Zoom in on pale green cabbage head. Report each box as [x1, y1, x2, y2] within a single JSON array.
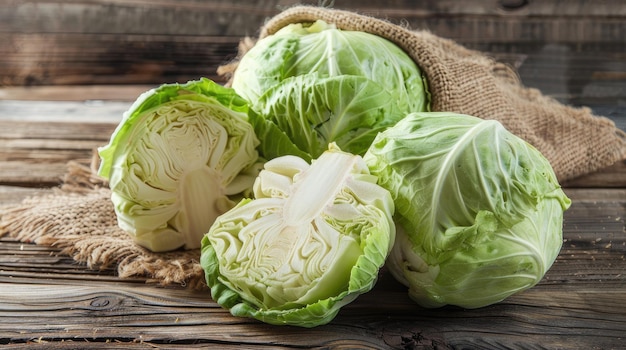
[[98, 78, 260, 252], [363, 112, 571, 309], [232, 20, 428, 112], [231, 20, 429, 161], [201, 144, 395, 327]]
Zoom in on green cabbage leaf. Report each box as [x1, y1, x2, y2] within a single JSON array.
[[250, 73, 404, 161], [98, 78, 260, 252], [363, 112, 571, 309], [201, 144, 395, 327]]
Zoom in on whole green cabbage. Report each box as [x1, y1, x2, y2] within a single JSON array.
[[231, 20, 429, 161], [98, 78, 260, 252], [364, 112, 571, 309], [201, 144, 395, 327]]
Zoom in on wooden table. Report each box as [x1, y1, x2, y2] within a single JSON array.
[[1, 1, 625, 349]]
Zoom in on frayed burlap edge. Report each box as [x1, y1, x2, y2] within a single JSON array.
[[0, 161, 207, 290], [219, 5, 626, 182]]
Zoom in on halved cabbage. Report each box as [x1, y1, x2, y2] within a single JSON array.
[[98, 78, 260, 252], [201, 144, 395, 327]]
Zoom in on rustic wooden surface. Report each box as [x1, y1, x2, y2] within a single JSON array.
[[1, 1, 626, 349]]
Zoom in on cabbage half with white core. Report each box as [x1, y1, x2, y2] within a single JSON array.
[[98, 78, 260, 252], [364, 112, 571, 309], [201, 144, 395, 327]]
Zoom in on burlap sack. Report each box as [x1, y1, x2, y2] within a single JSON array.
[[1, 6, 625, 289]]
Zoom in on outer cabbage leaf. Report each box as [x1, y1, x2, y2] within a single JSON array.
[[231, 19, 429, 115], [201, 144, 395, 327], [250, 73, 404, 161], [363, 112, 571, 309], [98, 78, 260, 252]]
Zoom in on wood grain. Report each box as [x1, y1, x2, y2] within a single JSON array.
[[2, 0, 626, 86]]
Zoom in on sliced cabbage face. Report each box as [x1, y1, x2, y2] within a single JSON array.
[[364, 112, 571, 309], [201, 144, 395, 327], [98, 78, 260, 252]]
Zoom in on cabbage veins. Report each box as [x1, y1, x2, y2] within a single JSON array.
[[232, 20, 429, 161], [364, 112, 571, 309], [232, 20, 428, 113]]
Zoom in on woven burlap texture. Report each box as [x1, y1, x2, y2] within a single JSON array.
[[1, 6, 625, 289]]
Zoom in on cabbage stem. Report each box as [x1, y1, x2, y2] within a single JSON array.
[[175, 166, 226, 248], [283, 151, 356, 226]]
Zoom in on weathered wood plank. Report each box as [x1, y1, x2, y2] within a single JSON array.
[[0, 102, 120, 185], [0, 237, 120, 279], [0, 271, 624, 348], [1, 267, 624, 348], [0, 33, 239, 86], [0, 0, 296, 36], [2, 0, 625, 38], [0, 120, 117, 140], [2, 1, 625, 86], [0, 100, 128, 123], [563, 188, 626, 201], [0, 162, 74, 187], [0, 85, 150, 101], [562, 160, 626, 188], [0, 186, 53, 206]]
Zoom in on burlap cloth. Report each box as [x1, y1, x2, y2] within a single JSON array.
[[1, 6, 625, 289]]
